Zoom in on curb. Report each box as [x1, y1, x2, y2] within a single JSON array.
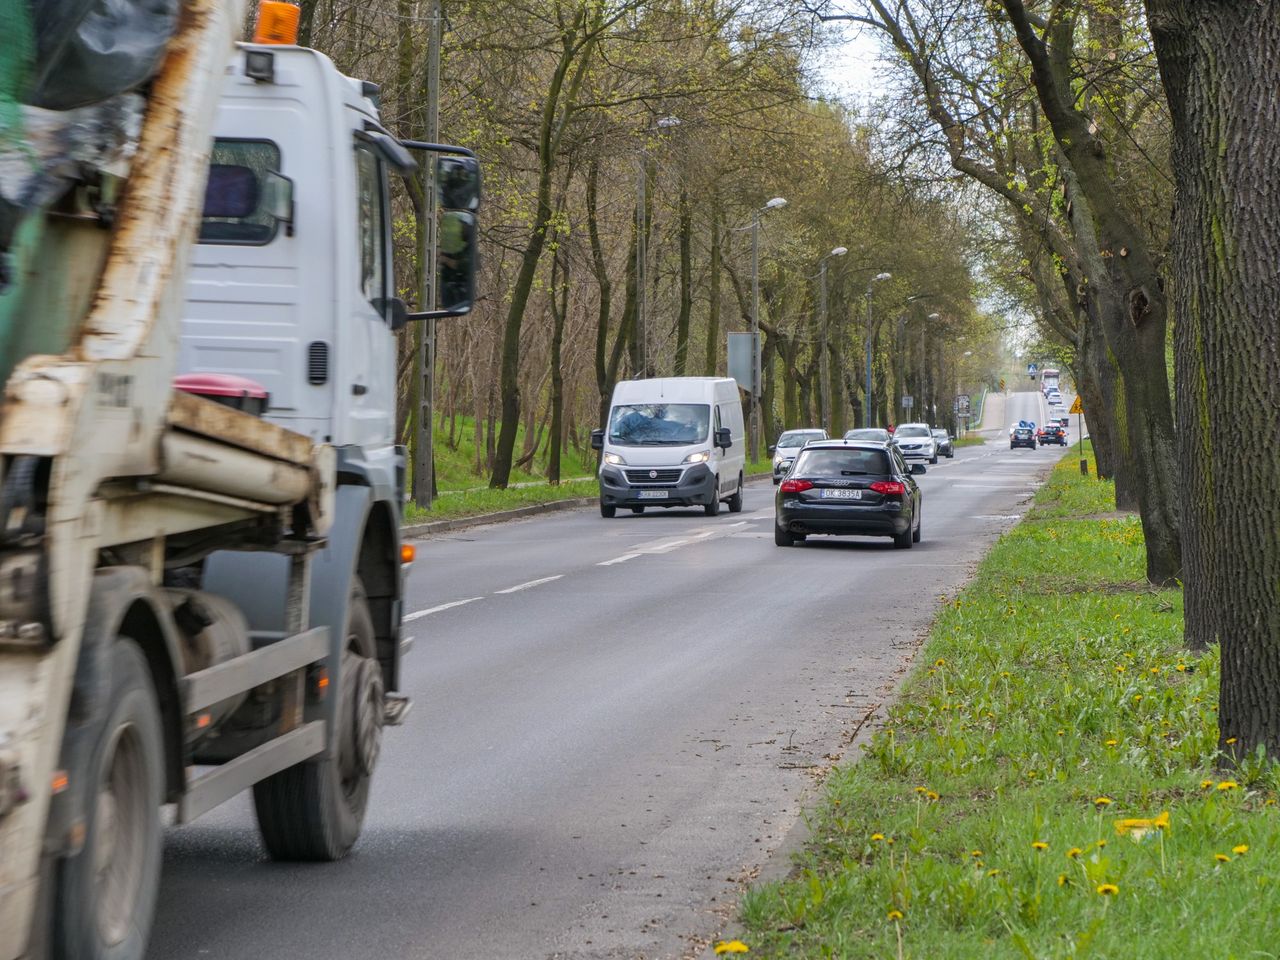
[[404, 471, 774, 540]]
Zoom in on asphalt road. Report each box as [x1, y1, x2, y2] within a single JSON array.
[[149, 391, 1067, 960]]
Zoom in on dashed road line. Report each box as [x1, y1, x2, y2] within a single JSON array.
[[404, 597, 483, 621], [494, 575, 564, 594], [598, 553, 641, 566]]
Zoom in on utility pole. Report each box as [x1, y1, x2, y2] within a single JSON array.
[[816, 246, 847, 429], [412, 0, 442, 507], [864, 272, 891, 427], [636, 155, 647, 378], [750, 197, 786, 462]]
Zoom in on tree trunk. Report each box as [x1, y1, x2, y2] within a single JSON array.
[[548, 240, 568, 485], [1148, 0, 1280, 756], [704, 198, 722, 377], [673, 188, 693, 376]]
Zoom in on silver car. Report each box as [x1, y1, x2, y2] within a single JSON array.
[[893, 423, 938, 465], [771, 428, 828, 483]]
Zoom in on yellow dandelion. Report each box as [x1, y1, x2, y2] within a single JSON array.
[[1032, 841, 1048, 851], [1000, 671, 1011, 678], [1217, 781, 1239, 792], [926, 790, 940, 801], [1094, 796, 1113, 807], [1225, 737, 1238, 745], [1057, 729, 1065, 736], [987, 868, 1001, 877], [1176, 663, 1187, 672], [1214, 853, 1230, 863], [887, 909, 904, 922], [1105, 739, 1119, 746], [1115, 665, 1126, 673], [1149, 667, 1160, 675], [714, 941, 750, 955], [1200, 779, 1215, 790], [935, 658, 946, 667], [914, 786, 927, 794], [1066, 847, 1082, 859], [1233, 844, 1249, 855], [1266, 798, 1277, 806], [970, 849, 983, 858], [1133, 695, 1143, 702], [886, 837, 896, 845], [1096, 883, 1119, 895], [870, 833, 885, 841], [1154, 810, 1171, 831], [1057, 873, 1068, 886], [1096, 839, 1108, 848]]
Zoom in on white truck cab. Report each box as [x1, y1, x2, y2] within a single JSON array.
[[591, 377, 746, 517]]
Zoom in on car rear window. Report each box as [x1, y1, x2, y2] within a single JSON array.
[[793, 448, 890, 477]]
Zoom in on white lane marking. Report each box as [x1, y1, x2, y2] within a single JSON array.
[[598, 553, 641, 566], [494, 575, 563, 595], [404, 597, 483, 621], [647, 538, 690, 554], [952, 484, 1037, 491]]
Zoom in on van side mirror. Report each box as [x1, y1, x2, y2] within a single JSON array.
[[375, 297, 410, 330], [436, 210, 477, 316], [590, 429, 604, 451], [437, 156, 482, 211], [715, 427, 732, 449]]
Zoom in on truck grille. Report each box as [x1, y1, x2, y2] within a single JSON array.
[[625, 468, 682, 485]]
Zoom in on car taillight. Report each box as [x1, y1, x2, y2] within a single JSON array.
[[780, 479, 813, 493], [869, 480, 905, 496]]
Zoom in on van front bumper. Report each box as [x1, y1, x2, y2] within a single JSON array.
[[599, 464, 716, 507]]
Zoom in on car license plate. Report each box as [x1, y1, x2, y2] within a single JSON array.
[[638, 490, 669, 500], [821, 488, 862, 500]]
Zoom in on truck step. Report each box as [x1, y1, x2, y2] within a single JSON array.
[[178, 721, 324, 824], [383, 693, 412, 727]]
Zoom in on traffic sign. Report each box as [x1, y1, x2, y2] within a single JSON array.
[[953, 394, 970, 414], [1069, 395, 1083, 414], [902, 395, 914, 409], [998, 378, 1006, 391], [1028, 362, 1038, 374]]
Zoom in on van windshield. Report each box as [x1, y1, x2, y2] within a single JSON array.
[[609, 403, 710, 445]]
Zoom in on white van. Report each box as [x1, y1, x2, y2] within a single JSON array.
[[591, 377, 747, 517]]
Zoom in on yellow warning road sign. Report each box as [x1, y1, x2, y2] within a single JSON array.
[[1069, 395, 1083, 414]]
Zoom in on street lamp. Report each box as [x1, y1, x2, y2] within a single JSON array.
[[864, 271, 892, 427], [817, 245, 848, 429], [923, 312, 940, 422], [750, 197, 787, 461], [636, 116, 682, 377]]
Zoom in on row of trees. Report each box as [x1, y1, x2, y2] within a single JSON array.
[[806, 0, 1277, 755], [288, 0, 999, 486]]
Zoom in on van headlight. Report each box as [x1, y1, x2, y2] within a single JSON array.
[[683, 450, 710, 464], [603, 452, 627, 466]]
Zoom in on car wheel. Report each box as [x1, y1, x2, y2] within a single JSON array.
[[600, 503, 616, 518], [774, 523, 795, 546], [947, 450, 954, 458], [1009, 443, 1015, 450], [727, 475, 744, 513], [912, 508, 922, 543], [930, 454, 938, 465], [893, 524, 913, 549], [631, 506, 644, 515]]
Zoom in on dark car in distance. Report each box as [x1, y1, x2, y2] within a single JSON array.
[[1011, 425, 1036, 450], [774, 440, 923, 549], [1039, 424, 1067, 446], [931, 428, 954, 458]]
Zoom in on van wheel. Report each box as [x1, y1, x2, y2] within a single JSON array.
[[630, 506, 644, 515], [54, 638, 164, 960], [774, 524, 795, 546], [727, 475, 744, 513], [600, 503, 616, 518], [254, 580, 379, 861], [704, 493, 720, 517]]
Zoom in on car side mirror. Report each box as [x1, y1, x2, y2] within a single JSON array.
[[715, 427, 732, 449], [590, 429, 604, 451], [767, 444, 776, 455], [911, 463, 926, 475]]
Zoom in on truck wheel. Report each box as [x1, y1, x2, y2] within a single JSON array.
[[55, 639, 164, 960], [600, 502, 616, 518], [704, 493, 720, 516], [727, 474, 744, 513], [254, 581, 381, 861]]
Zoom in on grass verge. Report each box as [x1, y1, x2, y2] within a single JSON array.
[[952, 436, 987, 448], [404, 478, 598, 524], [738, 443, 1280, 958]]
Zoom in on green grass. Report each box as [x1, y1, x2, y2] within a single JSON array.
[[404, 478, 598, 524], [952, 436, 987, 448], [738, 445, 1280, 958]]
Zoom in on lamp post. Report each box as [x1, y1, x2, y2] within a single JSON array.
[[923, 312, 940, 423], [864, 271, 892, 427], [750, 196, 787, 461], [817, 245, 848, 429], [636, 115, 681, 377]]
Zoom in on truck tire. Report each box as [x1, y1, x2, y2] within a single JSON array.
[[704, 490, 721, 516], [254, 580, 381, 861], [54, 639, 164, 960], [600, 502, 616, 518]]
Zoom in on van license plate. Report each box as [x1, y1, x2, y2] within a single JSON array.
[[639, 490, 669, 499], [821, 488, 862, 500]]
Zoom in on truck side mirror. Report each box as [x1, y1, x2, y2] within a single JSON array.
[[436, 156, 481, 211], [375, 297, 410, 330], [590, 429, 604, 450], [436, 210, 477, 316], [715, 427, 732, 449], [263, 170, 294, 236]]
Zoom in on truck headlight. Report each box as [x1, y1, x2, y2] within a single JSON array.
[[683, 451, 710, 464], [603, 452, 627, 466]]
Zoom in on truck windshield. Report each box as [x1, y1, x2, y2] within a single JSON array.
[[199, 139, 281, 245], [608, 403, 710, 445]]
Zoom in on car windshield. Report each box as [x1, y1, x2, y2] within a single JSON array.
[[777, 430, 824, 448], [931, 430, 947, 438], [608, 403, 710, 445], [793, 448, 890, 477], [896, 426, 930, 438], [844, 428, 889, 441]]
